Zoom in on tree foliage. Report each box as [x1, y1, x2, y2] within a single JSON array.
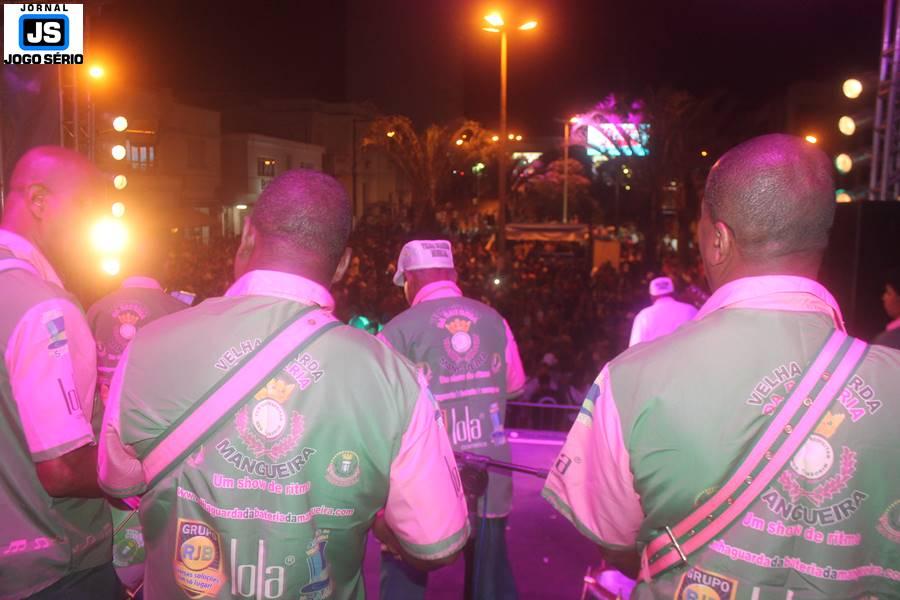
[[363, 116, 494, 229]]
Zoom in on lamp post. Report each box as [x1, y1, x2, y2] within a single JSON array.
[[562, 116, 578, 223], [482, 12, 537, 255]]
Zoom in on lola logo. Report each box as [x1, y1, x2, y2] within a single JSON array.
[[446, 405, 483, 446], [3, 4, 85, 64], [230, 538, 286, 599]]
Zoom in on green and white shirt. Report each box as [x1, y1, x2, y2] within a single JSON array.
[[99, 269, 469, 599], [87, 275, 186, 588], [0, 229, 111, 599], [545, 276, 900, 599], [379, 280, 526, 518]]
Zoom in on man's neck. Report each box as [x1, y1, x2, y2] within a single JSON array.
[[243, 257, 331, 289], [711, 255, 821, 293]]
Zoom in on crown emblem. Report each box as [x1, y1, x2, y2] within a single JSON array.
[[814, 411, 845, 439], [117, 311, 141, 326], [446, 317, 471, 334], [254, 378, 296, 404]]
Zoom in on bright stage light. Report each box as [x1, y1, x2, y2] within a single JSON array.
[[91, 218, 128, 254], [113, 174, 128, 190], [835, 189, 852, 203], [101, 257, 121, 276], [111, 202, 126, 218], [235, 204, 248, 210], [839, 116, 856, 136], [835, 153, 853, 174], [88, 65, 105, 79], [111, 145, 127, 161], [113, 116, 128, 132], [843, 78, 863, 99]]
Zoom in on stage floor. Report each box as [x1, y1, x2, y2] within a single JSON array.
[[362, 430, 603, 599]]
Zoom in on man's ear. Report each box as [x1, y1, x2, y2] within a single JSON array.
[[332, 247, 352, 284], [239, 219, 256, 252], [26, 184, 48, 221], [709, 220, 735, 266]]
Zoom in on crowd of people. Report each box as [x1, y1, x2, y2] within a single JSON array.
[[2, 137, 899, 600], [158, 224, 709, 402]]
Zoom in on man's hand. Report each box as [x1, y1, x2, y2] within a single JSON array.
[[35, 444, 104, 498], [601, 547, 641, 580], [373, 511, 461, 572]]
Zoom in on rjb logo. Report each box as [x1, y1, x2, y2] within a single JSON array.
[[3, 4, 85, 64]]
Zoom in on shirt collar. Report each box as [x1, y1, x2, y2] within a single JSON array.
[[122, 276, 163, 290], [412, 280, 463, 306], [225, 269, 335, 312], [695, 275, 845, 331], [0, 228, 64, 288], [887, 316, 900, 333]]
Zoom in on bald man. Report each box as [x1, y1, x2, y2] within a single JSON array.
[[545, 135, 900, 598], [0, 147, 118, 598], [99, 170, 468, 599]]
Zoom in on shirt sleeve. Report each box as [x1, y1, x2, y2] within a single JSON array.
[[503, 319, 526, 396], [384, 380, 470, 560], [5, 298, 97, 462], [98, 344, 147, 497], [542, 365, 644, 550]]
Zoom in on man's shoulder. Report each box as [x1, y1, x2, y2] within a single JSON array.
[[0, 269, 82, 331], [328, 325, 419, 375], [873, 327, 900, 351]]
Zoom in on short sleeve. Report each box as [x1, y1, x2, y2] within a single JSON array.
[[542, 365, 644, 550], [98, 344, 147, 497], [502, 319, 526, 395], [5, 299, 97, 461], [384, 381, 470, 560]]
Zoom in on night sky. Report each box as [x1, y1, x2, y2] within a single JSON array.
[[92, 0, 883, 135]]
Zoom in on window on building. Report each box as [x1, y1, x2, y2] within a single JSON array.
[[128, 142, 156, 170], [257, 157, 276, 177]]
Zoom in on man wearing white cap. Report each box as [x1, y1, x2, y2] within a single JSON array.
[[628, 276, 698, 347], [379, 240, 526, 600]]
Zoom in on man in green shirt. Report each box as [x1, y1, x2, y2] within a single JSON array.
[[99, 170, 469, 599], [0, 147, 117, 598], [87, 240, 187, 592], [545, 135, 900, 599], [379, 240, 526, 600]]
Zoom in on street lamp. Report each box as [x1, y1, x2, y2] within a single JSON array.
[[563, 116, 579, 223], [481, 11, 538, 256]]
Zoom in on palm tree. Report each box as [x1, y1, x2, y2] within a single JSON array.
[[363, 116, 493, 230], [580, 91, 736, 263]]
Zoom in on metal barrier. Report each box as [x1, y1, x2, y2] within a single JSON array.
[[507, 401, 580, 432]]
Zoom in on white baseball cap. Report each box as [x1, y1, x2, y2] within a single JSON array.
[[649, 276, 675, 297], [393, 240, 455, 286]]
